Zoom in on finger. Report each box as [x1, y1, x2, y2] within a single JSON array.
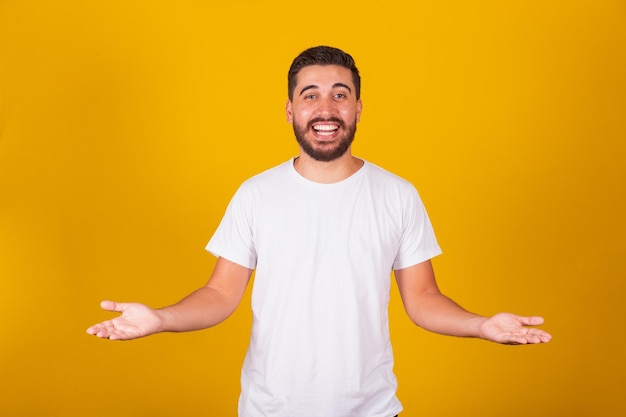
[[108, 332, 127, 341], [511, 329, 551, 344], [87, 325, 108, 337], [525, 334, 547, 344], [94, 325, 123, 340], [528, 328, 552, 343], [518, 315, 545, 326], [86, 324, 105, 335], [539, 333, 552, 343], [504, 337, 527, 345], [86, 321, 107, 335], [86, 321, 111, 337], [100, 300, 126, 312]]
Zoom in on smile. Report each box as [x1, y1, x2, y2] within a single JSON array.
[[312, 123, 339, 136]]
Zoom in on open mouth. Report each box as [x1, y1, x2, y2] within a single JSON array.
[[312, 123, 340, 136]]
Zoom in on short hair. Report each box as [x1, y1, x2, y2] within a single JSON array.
[[287, 46, 361, 101]]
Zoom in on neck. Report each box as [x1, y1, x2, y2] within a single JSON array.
[[293, 150, 364, 184]]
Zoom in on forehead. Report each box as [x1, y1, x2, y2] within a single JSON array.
[[295, 65, 355, 90]]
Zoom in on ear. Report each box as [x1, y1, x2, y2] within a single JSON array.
[[286, 100, 293, 123], [356, 99, 363, 122]]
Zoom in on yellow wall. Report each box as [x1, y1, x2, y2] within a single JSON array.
[[1, 1, 624, 415]]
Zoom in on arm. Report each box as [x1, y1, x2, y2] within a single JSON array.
[[394, 260, 551, 344], [86, 257, 253, 340]]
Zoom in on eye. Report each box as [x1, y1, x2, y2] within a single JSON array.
[[334, 93, 347, 99], [304, 94, 317, 100]]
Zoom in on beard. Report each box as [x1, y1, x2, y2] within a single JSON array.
[[293, 116, 357, 162]]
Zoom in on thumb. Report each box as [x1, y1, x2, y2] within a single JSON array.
[[100, 300, 127, 312], [519, 315, 545, 326]]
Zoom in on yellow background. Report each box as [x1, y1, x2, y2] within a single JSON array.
[[1, 0, 625, 416]]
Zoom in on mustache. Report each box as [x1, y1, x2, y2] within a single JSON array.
[[306, 117, 345, 130]]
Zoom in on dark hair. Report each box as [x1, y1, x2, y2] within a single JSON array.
[[287, 46, 361, 101]]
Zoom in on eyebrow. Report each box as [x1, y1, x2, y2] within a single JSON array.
[[298, 83, 353, 97]]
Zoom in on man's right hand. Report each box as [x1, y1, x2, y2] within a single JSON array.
[[86, 301, 163, 340]]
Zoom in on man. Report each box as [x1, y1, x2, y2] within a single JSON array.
[[87, 46, 551, 417]]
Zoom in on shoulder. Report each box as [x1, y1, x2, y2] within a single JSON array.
[[363, 160, 417, 192], [361, 161, 427, 212], [231, 159, 295, 202], [239, 159, 293, 187]]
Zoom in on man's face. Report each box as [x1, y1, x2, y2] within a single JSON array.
[[286, 65, 362, 162]]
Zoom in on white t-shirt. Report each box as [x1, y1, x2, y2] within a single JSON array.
[[207, 159, 442, 417]]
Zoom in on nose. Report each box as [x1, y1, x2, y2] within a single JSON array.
[[316, 96, 337, 117]]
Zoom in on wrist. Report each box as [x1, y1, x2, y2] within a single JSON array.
[[155, 308, 175, 333], [469, 315, 489, 339]]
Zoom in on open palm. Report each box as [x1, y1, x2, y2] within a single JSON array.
[[86, 301, 162, 340], [480, 312, 552, 345]]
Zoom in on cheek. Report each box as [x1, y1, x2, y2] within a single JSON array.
[[341, 108, 358, 122], [294, 108, 314, 124]]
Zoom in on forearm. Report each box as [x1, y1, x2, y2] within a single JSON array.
[[406, 292, 487, 338], [156, 286, 238, 333], [395, 262, 551, 344]]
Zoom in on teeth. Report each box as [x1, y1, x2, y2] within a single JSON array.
[[313, 124, 338, 132]]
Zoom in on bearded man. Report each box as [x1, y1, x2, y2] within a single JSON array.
[[88, 46, 551, 417]]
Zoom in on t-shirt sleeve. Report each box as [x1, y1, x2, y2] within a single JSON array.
[[206, 185, 257, 270], [392, 185, 442, 270]]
